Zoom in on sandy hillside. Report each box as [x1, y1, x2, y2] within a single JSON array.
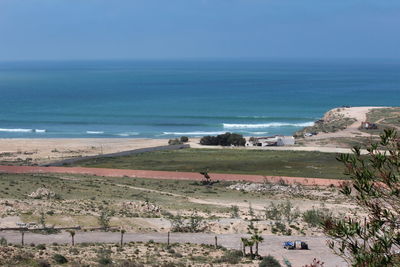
[[295, 106, 393, 147]]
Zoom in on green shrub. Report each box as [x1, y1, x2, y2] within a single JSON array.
[[303, 208, 331, 227], [36, 244, 46, 250], [36, 260, 51, 267], [98, 256, 112, 265], [69, 247, 79, 255], [213, 250, 242, 264], [200, 132, 246, 146], [271, 222, 291, 235], [115, 261, 145, 267], [259, 255, 282, 267], [230, 205, 240, 218], [98, 208, 113, 230], [52, 254, 68, 264], [168, 139, 183, 145], [264, 202, 281, 221], [0, 237, 7, 246], [180, 136, 189, 143]]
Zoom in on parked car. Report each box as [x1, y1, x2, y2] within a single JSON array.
[[283, 240, 309, 250]]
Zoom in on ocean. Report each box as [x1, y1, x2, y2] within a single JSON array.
[[0, 60, 399, 138]]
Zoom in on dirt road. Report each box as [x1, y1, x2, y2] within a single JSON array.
[[0, 231, 345, 266], [0, 165, 344, 186]]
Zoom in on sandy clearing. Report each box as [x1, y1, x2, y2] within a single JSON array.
[[0, 165, 344, 186]]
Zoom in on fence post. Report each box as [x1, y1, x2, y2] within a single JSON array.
[[21, 230, 24, 246], [167, 231, 170, 246], [215, 235, 218, 248]]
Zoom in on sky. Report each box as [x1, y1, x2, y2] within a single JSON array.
[[0, 0, 400, 61]]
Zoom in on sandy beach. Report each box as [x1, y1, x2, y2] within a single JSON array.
[[0, 138, 169, 165], [0, 106, 395, 164]]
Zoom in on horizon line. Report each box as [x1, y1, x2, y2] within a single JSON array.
[[1, 57, 400, 64]]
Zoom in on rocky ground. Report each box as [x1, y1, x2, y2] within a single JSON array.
[[0, 172, 355, 266], [0, 240, 253, 267]]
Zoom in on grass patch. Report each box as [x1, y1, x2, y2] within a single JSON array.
[[70, 148, 346, 179]]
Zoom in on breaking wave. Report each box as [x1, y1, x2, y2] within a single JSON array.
[[163, 131, 226, 136], [0, 128, 48, 133], [86, 131, 105, 134], [115, 132, 139, 137], [223, 122, 314, 129]]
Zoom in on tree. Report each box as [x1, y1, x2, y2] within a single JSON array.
[[241, 237, 254, 258], [200, 132, 246, 146], [98, 209, 112, 230], [248, 223, 264, 257], [251, 231, 264, 256], [67, 230, 75, 246], [39, 211, 46, 228], [248, 239, 255, 259], [200, 170, 212, 185], [323, 129, 400, 266], [241, 237, 248, 256]]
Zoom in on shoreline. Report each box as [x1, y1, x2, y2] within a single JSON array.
[[0, 106, 397, 164], [0, 137, 363, 166]]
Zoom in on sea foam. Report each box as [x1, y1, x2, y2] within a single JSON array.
[[115, 132, 139, 137], [163, 131, 227, 136], [223, 122, 314, 129], [0, 128, 34, 133], [86, 131, 104, 134]]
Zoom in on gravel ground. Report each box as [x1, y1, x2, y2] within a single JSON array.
[[0, 231, 346, 267]]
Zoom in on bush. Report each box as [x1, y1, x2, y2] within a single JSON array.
[[37, 260, 51, 267], [36, 244, 46, 250], [52, 254, 68, 264], [213, 250, 242, 264], [323, 129, 400, 266], [0, 237, 7, 246], [259, 255, 282, 267], [116, 261, 145, 267], [230, 205, 240, 218], [303, 208, 331, 227], [180, 136, 189, 142], [168, 138, 183, 145], [271, 221, 292, 235], [98, 208, 113, 230], [169, 211, 205, 232], [98, 256, 112, 265], [200, 132, 245, 146]]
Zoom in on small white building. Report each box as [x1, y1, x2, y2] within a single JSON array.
[[276, 136, 295, 146], [246, 135, 295, 147]]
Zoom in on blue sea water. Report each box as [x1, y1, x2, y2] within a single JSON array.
[[0, 60, 399, 138]]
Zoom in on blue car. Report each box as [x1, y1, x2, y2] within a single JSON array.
[[283, 240, 308, 250]]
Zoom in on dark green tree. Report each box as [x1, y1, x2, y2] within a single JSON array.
[[200, 132, 245, 146], [323, 129, 400, 266]]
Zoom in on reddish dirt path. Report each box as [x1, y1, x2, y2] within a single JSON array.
[[0, 165, 344, 186]]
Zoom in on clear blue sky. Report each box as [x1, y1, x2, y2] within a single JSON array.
[[1, 0, 400, 61]]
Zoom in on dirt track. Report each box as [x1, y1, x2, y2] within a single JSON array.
[[0, 165, 344, 186]]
